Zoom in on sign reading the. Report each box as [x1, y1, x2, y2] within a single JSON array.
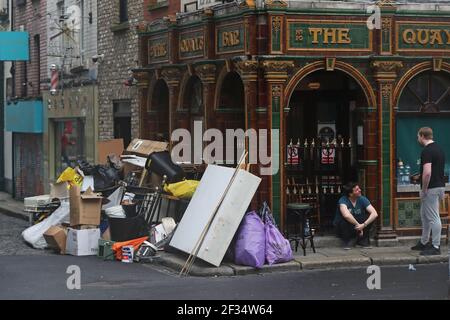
[[287, 20, 372, 52], [148, 37, 169, 63]]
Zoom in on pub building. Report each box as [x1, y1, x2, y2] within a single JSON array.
[[133, 0, 450, 245]]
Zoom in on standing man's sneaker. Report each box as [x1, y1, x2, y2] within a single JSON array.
[[411, 241, 431, 251], [419, 246, 441, 256]]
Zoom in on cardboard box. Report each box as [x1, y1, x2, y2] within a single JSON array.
[[66, 228, 101, 256], [98, 139, 124, 164], [70, 186, 103, 226], [125, 139, 168, 157], [50, 182, 70, 199], [44, 226, 67, 254]]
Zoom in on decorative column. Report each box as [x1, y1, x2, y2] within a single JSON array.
[[377, 0, 396, 55], [194, 63, 217, 130], [132, 69, 150, 139], [161, 67, 183, 148], [262, 60, 294, 226], [236, 60, 259, 209], [371, 60, 403, 246]]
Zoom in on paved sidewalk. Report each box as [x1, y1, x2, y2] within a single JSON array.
[[1, 191, 448, 277], [0, 192, 28, 221], [155, 245, 449, 277]]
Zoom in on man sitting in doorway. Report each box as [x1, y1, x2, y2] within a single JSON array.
[[333, 182, 378, 249]]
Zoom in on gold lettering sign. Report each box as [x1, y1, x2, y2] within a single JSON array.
[[402, 28, 450, 45], [149, 43, 167, 58], [180, 37, 205, 53], [307, 28, 352, 45], [222, 31, 240, 47]]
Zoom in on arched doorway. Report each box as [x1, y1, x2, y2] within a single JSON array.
[[216, 71, 245, 166], [285, 70, 369, 233], [395, 70, 450, 189], [149, 79, 170, 141], [179, 76, 204, 163]]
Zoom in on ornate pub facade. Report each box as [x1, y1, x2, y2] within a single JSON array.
[[133, 0, 450, 244]]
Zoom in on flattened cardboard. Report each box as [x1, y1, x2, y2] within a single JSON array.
[[70, 186, 103, 226], [44, 225, 67, 254], [98, 139, 124, 164], [125, 139, 168, 157], [50, 182, 70, 199]]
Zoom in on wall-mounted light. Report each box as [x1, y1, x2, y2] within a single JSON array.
[[308, 82, 321, 90]]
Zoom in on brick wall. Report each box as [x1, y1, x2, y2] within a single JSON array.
[[144, 0, 180, 21], [98, 0, 144, 141], [13, 0, 47, 97]]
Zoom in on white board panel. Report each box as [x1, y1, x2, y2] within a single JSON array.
[[170, 165, 261, 267], [169, 165, 234, 255]]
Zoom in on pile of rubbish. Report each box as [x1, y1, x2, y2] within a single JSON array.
[[21, 139, 196, 263], [21, 139, 293, 271]]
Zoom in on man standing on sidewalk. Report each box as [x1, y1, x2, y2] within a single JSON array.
[[411, 127, 445, 256]]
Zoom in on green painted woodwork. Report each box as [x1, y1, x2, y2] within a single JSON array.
[[381, 92, 391, 227], [271, 93, 281, 224]]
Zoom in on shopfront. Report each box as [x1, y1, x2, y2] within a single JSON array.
[[135, 1, 450, 242], [42, 85, 99, 189], [5, 99, 44, 199]]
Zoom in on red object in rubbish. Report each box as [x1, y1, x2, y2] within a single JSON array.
[[112, 236, 149, 260]]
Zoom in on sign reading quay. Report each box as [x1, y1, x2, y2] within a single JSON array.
[[397, 22, 450, 52]]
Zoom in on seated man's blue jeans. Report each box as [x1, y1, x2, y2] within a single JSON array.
[[336, 213, 372, 246]]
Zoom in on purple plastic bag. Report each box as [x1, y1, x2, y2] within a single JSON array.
[[265, 219, 293, 265], [234, 211, 266, 268]]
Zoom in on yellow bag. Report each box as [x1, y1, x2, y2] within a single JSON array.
[[56, 167, 83, 187], [164, 180, 199, 199]]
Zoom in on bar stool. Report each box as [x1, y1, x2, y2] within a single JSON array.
[[286, 203, 316, 256]]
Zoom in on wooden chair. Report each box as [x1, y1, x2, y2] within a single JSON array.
[[439, 194, 450, 245]]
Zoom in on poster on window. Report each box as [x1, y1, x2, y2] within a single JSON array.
[[321, 147, 336, 165], [287, 144, 300, 165]]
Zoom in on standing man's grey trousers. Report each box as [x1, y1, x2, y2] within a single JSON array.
[[420, 187, 445, 248]]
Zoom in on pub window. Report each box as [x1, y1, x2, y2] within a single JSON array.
[[396, 71, 450, 186], [119, 0, 128, 23]]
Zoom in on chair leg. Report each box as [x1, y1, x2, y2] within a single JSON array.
[[310, 237, 316, 253], [302, 237, 307, 256]]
